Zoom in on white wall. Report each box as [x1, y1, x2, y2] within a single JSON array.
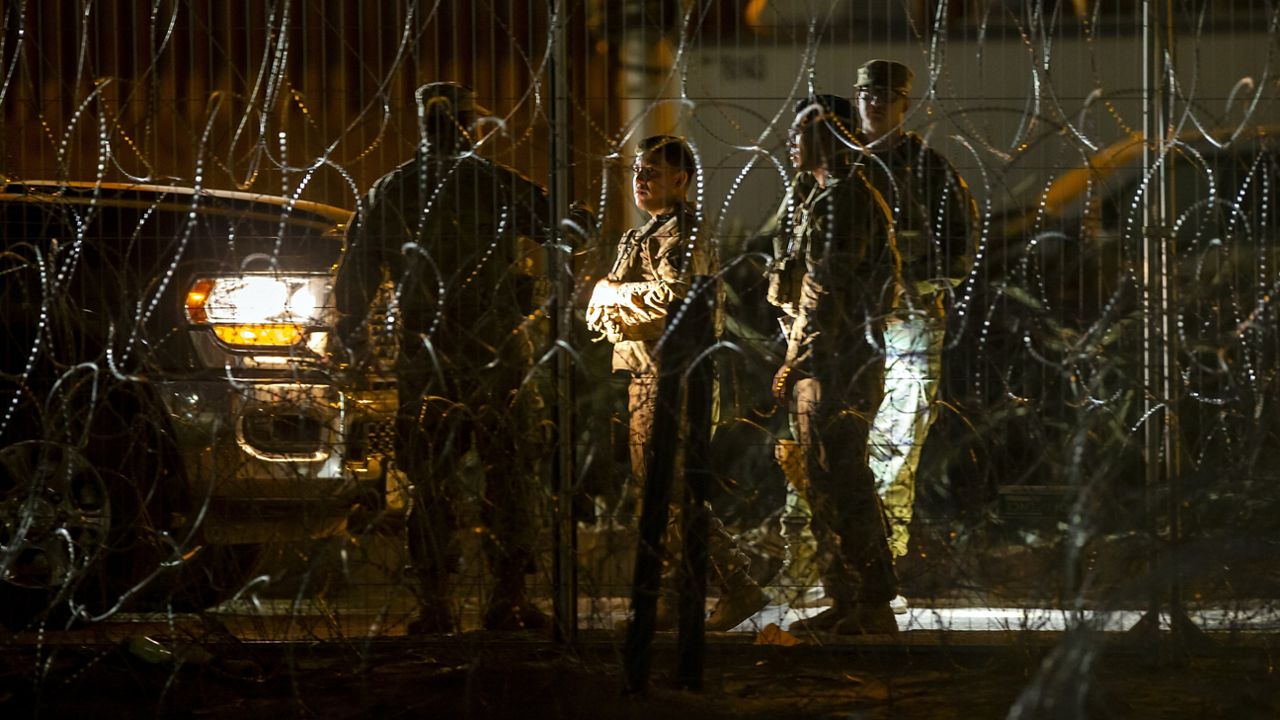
[[660, 31, 1278, 241]]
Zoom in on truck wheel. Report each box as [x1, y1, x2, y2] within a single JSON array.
[[0, 441, 113, 631]]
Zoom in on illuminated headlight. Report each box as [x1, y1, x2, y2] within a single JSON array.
[[185, 274, 330, 348]]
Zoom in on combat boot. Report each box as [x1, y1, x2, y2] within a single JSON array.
[[833, 603, 899, 635], [705, 572, 770, 631], [483, 596, 549, 631], [484, 575, 549, 631], [787, 603, 850, 634], [615, 595, 677, 632], [407, 599, 456, 634]]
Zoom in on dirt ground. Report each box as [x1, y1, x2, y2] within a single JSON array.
[[4, 528, 1278, 719], [3, 628, 1278, 720]]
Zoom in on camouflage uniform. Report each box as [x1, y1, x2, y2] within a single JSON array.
[[861, 131, 976, 558], [587, 203, 763, 619], [763, 172, 824, 601], [335, 119, 552, 629], [779, 170, 900, 610]]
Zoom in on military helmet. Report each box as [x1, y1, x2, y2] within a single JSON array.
[[853, 59, 914, 96], [415, 81, 491, 118]]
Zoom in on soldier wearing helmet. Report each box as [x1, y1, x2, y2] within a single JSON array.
[[336, 82, 558, 633], [773, 93, 902, 635], [854, 60, 978, 615]]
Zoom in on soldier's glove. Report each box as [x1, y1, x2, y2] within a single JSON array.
[[585, 279, 624, 343], [584, 303, 624, 344], [585, 278, 661, 339], [772, 362, 805, 407]]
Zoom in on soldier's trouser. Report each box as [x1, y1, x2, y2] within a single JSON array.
[[790, 366, 898, 606], [868, 310, 944, 558], [399, 362, 544, 609], [627, 375, 752, 590], [773, 439, 821, 597]]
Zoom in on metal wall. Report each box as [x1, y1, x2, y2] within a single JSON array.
[[1, 1, 1279, 715]]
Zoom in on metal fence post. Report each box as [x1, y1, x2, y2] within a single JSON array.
[[548, 0, 578, 646]]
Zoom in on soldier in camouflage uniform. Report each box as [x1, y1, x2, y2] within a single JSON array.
[[854, 61, 977, 598], [587, 135, 769, 632], [761, 129, 824, 607], [335, 82, 553, 633], [772, 95, 900, 635]]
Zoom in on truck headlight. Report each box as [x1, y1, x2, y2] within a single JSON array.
[[185, 274, 331, 348]]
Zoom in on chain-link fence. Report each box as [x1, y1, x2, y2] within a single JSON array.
[[1, 1, 1278, 717]]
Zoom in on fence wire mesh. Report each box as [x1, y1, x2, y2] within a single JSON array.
[[1, 1, 1279, 718]]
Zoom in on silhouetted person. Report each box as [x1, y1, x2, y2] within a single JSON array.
[[335, 82, 553, 633]]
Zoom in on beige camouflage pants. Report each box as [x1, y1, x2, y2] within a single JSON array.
[[867, 310, 944, 558], [625, 375, 752, 590], [776, 309, 943, 583]]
